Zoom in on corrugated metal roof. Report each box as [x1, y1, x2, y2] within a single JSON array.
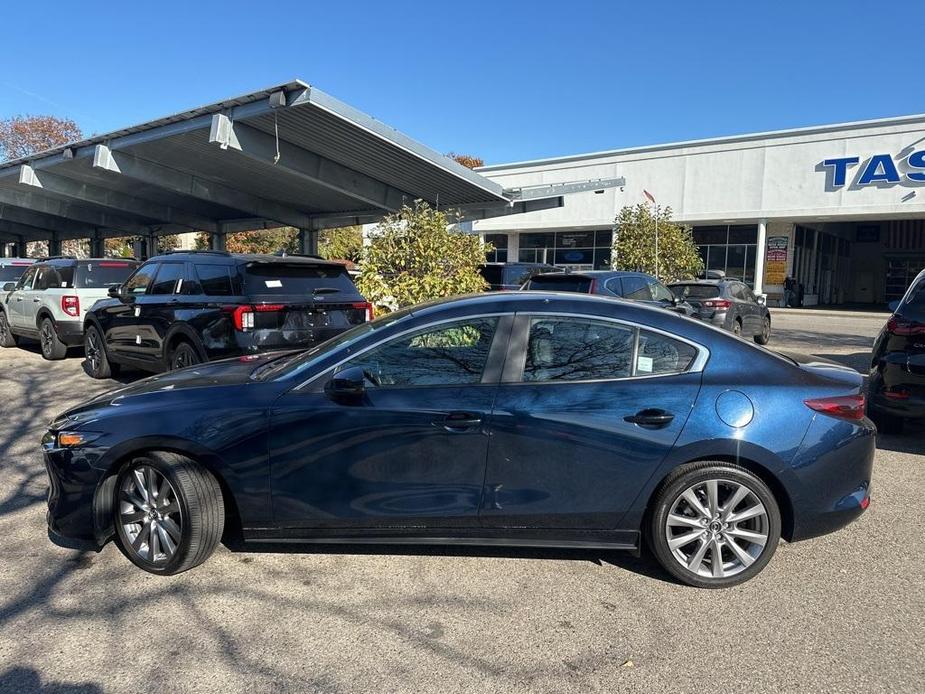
[[0, 79, 512, 242]]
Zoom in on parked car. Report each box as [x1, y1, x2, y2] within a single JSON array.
[[479, 262, 556, 290], [521, 270, 698, 317], [0, 257, 140, 359], [45, 291, 873, 587], [868, 268, 925, 434], [82, 250, 373, 378], [669, 278, 771, 344], [0, 257, 35, 285]]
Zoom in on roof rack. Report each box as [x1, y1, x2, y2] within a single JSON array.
[[161, 249, 231, 256], [36, 255, 78, 261], [273, 250, 325, 260]]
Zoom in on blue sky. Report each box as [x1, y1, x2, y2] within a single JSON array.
[[2, 1, 923, 165]]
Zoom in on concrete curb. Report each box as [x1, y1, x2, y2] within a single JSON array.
[[769, 307, 889, 320]]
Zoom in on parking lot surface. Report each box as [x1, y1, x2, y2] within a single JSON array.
[[0, 310, 923, 693]]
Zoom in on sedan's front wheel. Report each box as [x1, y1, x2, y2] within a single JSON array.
[[114, 451, 224, 575], [649, 462, 781, 588]]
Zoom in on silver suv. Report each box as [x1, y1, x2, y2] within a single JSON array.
[[0, 257, 139, 359]]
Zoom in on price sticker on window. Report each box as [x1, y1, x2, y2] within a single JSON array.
[[637, 355, 653, 373], [265, 280, 282, 288]]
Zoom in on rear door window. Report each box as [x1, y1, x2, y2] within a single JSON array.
[[648, 280, 675, 302], [243, 262, 356, 297], [522, 317, 635, 382], [524, 275, 593, 293], [150, 263, 186, 295], [195, 264, 235, 296], [75, 261, 137, 289], [605, 278, 624, 296], [621, 276, 652, 300]]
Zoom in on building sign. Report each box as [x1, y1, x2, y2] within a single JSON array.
[[764, 236, 789, 286], [821, 151, 925, 188]]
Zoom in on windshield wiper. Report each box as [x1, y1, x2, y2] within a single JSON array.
[[312, 287, 341, 295]]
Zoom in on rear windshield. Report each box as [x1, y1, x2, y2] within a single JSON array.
[[243, 262, 358, 297], [0, 265, 30, 282], [900, 279, 925, 320], [525, 275, 592, 293], [75, 261, 138, 289], [671, 284, 721, 299]]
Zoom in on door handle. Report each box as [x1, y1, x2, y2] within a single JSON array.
[[624, 408, 675, 428], [32, 298, 41, 303], [438, 411, 483, 432]]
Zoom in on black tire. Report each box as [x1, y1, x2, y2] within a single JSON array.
[[648, 462, 781, 589], [84, 324, 119, 379], [754, 316, 771, 345], [168, 341, 201, 371], [0, 310, 18, 348], [731, 318, 743, 338], [113, 451, 225, 575], [39, 317, 67, 360]]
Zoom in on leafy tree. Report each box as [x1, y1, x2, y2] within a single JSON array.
[[447, 152, 484, 169], [0, 115, 82, 161], [318, 225, 363, 262], [612, 204, 703, 282], [356, 201, 489, 313]]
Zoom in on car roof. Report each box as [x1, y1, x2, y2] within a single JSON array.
[[151, 251, 346, 268], [36, 258, 139, 267], [668, 279, 733, 286], [537, 270, 652, 279]]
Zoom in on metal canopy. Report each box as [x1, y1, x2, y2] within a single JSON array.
[[0, 80, 566, 245]]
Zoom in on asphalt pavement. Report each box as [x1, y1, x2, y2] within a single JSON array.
[[0, 312, 922, 693]]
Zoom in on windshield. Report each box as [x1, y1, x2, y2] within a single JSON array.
[[479, 266, 504, 286], [0, 266, 29, 282], [254, 306, 415, 381]]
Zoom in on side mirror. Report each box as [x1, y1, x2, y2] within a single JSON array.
[[325, 365, 368, 401], [757, 295, 767, 306], [888, 300, 900, 313], [1, 282, 14, 292], [107, 285, 121, 299]]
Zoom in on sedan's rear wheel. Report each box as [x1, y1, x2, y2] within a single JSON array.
[[732, 319, 743, 338], [649, 462, 781, 588], [114, 451, 224, 575], [754, 317, 771, 345]]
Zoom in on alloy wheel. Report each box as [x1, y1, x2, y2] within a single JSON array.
[[40, 322, 54, 356], [86, 330, 101, 373], [0, 314, 9, 342], [664, 478, 769, 579], [172, 345, 197, 370], [118, 466, 182, 565]]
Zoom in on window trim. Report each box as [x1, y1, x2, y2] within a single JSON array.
[[502, 311, 709, 385], [294, 313, 515, 392]]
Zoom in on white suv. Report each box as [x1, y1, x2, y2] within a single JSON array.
[[0, 257, 139, 359]]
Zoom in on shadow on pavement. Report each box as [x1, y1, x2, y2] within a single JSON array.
[[0, 667, 102, 693]]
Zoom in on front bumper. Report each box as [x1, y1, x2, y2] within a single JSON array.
[[44, 443, 111, 548]]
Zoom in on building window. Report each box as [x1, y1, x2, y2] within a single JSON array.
[[518, 230, 612, 269], [692, 224, 758, 286], [484, 234, 509, 263]]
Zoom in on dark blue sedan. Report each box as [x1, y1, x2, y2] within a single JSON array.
[[43, 292, 874, 588]]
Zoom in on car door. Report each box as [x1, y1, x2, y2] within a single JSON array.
[[268, 314, 512, 530], [138, 261, 187, 362], [102, 262, 160, 360], [7, 266, 38, 328], [480, 313, 704, 532], [732, 283, 758, 334]]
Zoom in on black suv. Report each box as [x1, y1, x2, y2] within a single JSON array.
[[868, 268, 925, 434], [83, 251, 372, 378]]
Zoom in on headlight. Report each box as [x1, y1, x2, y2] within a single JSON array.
[[43, 431, 103, 449]]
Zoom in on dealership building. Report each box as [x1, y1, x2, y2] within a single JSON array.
[[471, 113, 925, 305]]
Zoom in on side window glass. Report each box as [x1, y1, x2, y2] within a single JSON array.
[[636, 330, 698, 375], [622, 276, 651, 300], [150, 263, 184, 295], [648, 281, 674, 302], [123, 264, 159, 296], [195, 264, 233, 296], [523, 317, 634, 382], [605, 278, 623, 296], [18, 267, 38, 290], [343, 317, 499, 387]]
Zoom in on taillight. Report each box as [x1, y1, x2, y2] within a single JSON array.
[[702, 299, 732, 310], [61, 295, 80, 317], [887, 315, 925, 336], [352, 301, 374, 322], [588, 278, 598, 294], [226, 304, 286, 331], [804, 394, 866, 421]]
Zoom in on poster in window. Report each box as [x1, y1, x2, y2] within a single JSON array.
[[763, 236, 789, 286]]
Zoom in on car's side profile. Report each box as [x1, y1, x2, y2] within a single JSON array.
[[44, 292, 873, 588], [668, 279, 771, 343]]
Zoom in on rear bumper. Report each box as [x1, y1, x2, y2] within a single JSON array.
[[232, 326, 361, 354], [869, 361, 925, 419], [787, 415, 875, 541], [54, 319, 84, 346]]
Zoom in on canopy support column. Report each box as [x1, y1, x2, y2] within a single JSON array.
[[298, 224, 318, 256], [754, 219, 768, 296], [210, 230, 227, 252], [90, 232, 105, 258], [47, 233, 61, 257]]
